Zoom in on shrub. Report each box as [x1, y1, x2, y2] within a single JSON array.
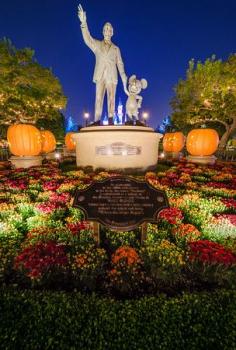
[[0, 289, 235, 350]]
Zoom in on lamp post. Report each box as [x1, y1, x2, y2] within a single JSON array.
[[84, 112, 90, 127], [142, 112, 149, 126]]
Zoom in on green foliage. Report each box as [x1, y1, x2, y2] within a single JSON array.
[[171, 55, 236, 147], [105, 229, 140, 251], [187, 259, 236, 288], [0, 38, 67, 125], [72, 248, 108, 292], [0, 228, 23, 282], [36, 112, 66, 143], [141, 240, 185, 285], [0, 289, 235, 349]]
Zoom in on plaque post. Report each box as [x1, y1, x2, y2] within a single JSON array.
[[141, 222, 148, 244], [93, 221, 100, 246]]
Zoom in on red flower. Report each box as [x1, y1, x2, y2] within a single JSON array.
[[221, 199, 236, 209], [188, 240, 236, 266], [66, 221, 90, 235], [14, 241, 68, 279], [159, 207, 184, 225], [208, 182, 236, 190]]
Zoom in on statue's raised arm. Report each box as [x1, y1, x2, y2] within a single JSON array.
[[78, 4, 87, 24], [78, 4, 96, 52]]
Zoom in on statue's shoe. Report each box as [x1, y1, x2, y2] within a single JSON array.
[[135, 120, 146, 127], [125, 120, 134, 126], [108, 118, 114, 125], [88, 120, 100, 127]]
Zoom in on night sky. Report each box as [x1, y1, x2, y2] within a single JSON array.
[[0, 0, 235, 127]]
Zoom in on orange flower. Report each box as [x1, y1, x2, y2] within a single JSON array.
[[112, 246, 140, 266], [172, 224, 201, 241], [75, 255, 87, 267]]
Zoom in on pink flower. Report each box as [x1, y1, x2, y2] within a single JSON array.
[[36, 202, 62, 213], [43, 181, 60, 191], [49, 192, 70, 204]]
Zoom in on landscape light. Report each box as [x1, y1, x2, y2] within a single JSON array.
[[84, 112, 90, 127]]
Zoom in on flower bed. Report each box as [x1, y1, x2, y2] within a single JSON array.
[[0, 161, 236, 296]]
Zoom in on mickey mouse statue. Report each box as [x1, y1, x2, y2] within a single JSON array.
[[126, 75, 148, 123]]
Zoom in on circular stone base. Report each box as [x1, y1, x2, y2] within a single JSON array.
[[187, 155, 217, 165], [10, 156, 43, 169], [73, 125, 162, 173]]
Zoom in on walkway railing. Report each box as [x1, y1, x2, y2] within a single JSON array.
[[0, 147, 9, 161], [216, 148, 236, 161]]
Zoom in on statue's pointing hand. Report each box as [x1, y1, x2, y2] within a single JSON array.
[[78, 4, 87, 24]]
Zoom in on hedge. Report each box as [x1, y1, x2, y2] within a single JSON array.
[[0, 289, 236, 350]]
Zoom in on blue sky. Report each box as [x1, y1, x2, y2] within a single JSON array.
[[0, 0, 235, 127]]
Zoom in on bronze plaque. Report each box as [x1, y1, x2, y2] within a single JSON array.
[[73, 176, 169, 231]]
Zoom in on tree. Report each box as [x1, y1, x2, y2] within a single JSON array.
[[36, 112, 66, 143], [171, 54, 236, 149], [0, 38, 67, 125]]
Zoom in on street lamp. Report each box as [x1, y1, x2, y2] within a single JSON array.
[[142, 112, 149, 126], [84, 112, 90, 127]]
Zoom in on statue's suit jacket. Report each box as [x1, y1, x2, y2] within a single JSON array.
[[81, 23, 127, 85]]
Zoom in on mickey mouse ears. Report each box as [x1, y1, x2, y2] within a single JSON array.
[[141, 79, 148, 89]]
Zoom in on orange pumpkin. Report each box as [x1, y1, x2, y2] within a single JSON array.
[[163, 132, 185, 153], [40, 130, 56, 153], [186, 128, 219, 156], [65, 132, 76, 151], [7, 124, 42, 156]]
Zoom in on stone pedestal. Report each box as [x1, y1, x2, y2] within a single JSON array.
[[10, 156, 43, 169], [45, 152, 57, 160], [63, 146, 76, 158], [73, 125, 162, 173], [187, 155, 217, 165], [164, 151, 182, 160]]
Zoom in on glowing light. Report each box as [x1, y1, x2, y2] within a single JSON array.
[[84, 112, 90, 127], [142, 112, 149, 120], [160, 152, 165, 158], [55, 153, 61, 159], [142, 112, 149, 126]]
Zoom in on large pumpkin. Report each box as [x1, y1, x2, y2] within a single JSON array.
[[186, 128, 219, 156], [65, 132, 76, 151], [41, 130, 56, 153], [7, 124, 42, 156], [163, 132, 185, 153]]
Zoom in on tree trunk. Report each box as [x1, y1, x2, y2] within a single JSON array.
[[219, 120, 236, 149]]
